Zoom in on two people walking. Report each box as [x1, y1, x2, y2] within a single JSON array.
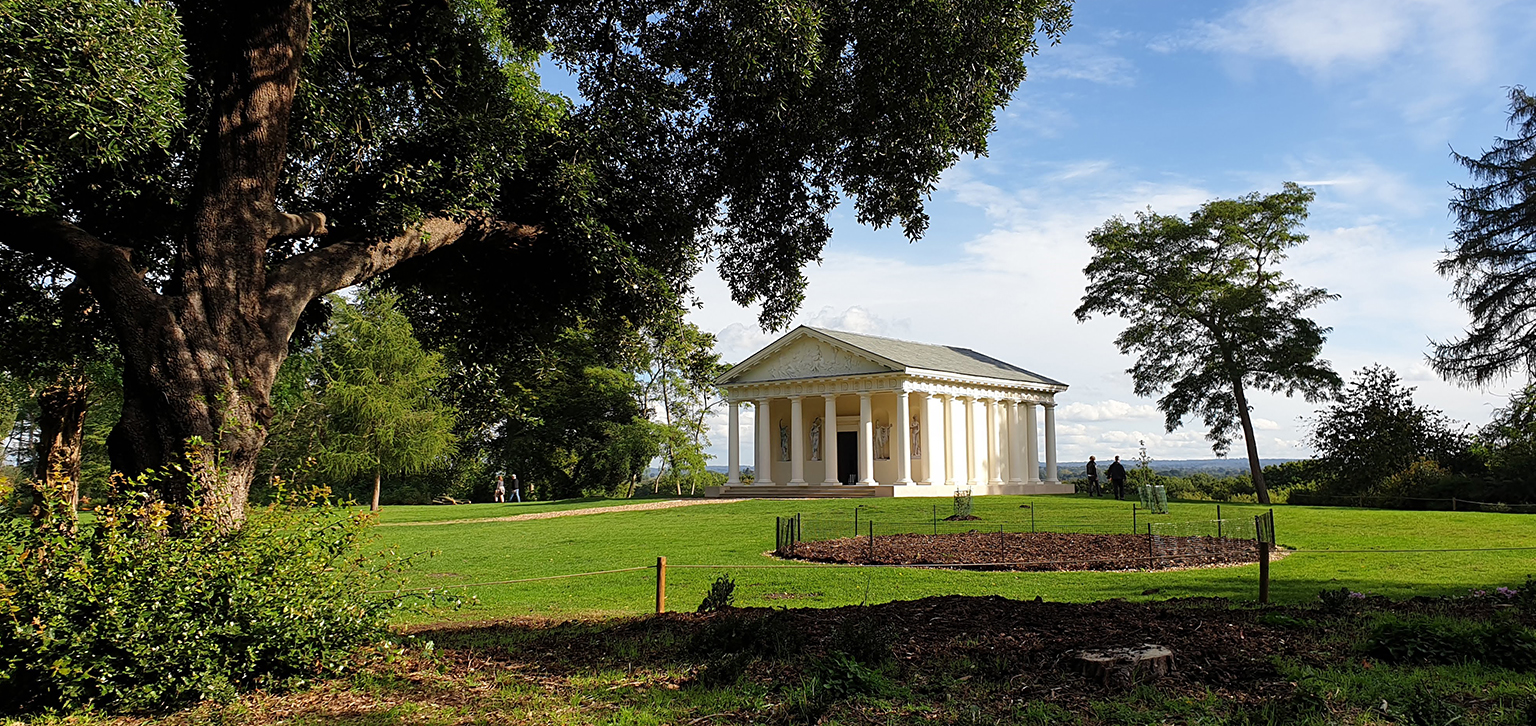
[[494, 474, 522, 503], [1084, 455, 1128, 500]]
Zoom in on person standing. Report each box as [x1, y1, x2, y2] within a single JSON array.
[[1085, 456, 1100, 497], [494, 474, 507, 503], [1106, 456, 1128, 501], [509, 474, 522, 503]]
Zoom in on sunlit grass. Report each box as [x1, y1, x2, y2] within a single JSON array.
[[376, 494, 1536, 623]]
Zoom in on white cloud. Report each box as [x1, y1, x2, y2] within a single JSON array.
[[1059, 400, 1161, 422], [1182, 0, 1501, 79], [1253, 418, 1281, 431], [804, 305, 911, 338]]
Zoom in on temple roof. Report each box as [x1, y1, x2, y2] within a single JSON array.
[[718, 325, 1066, 388]]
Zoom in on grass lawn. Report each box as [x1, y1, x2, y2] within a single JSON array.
[[377, 494, 1536, 624], [365, 495, 694, 524]]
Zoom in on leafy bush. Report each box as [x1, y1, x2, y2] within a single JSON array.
[[697, 574, 737, 612], [1317, 587, 1367, 614], [805, 651, 892, 700], [1363, 614, 1536, 670], [0, 471, 422, 714]]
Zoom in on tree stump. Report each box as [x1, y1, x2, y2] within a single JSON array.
[[1070, 644, 1174, 688]]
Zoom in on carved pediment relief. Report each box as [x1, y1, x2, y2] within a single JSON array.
[[734, 336, 892, 382]]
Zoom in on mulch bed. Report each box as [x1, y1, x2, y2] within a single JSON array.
[[782, 531, 1260, 571]]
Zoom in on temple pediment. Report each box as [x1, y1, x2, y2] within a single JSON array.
[[727, 333, 895, 383]]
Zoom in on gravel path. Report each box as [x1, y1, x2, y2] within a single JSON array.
[[378, 498, 743, 527]]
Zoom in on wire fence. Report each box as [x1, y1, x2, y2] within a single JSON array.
[[1284, 492, 1536, 512], [774, 508, 1279, 572]]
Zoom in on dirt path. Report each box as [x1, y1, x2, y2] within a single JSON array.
[[378, 498, 743, 527]]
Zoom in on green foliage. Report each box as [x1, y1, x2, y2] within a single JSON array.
[[804, 651, 893, 700], [1363, 614, 1536, 671], [0, 0, 187, 215], [696, 573, 737, 613], [1470, 384, 1536, 503], [1075, 183, 1341, 458], [1434, 86, 1536, 384], [314, 292, 458, 500], [1305, 365, 1469, 499], [640, 319, 727, 497], [0, 473, 415, 714]]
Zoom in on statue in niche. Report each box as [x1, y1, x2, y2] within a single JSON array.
[[910, 415, 922, 459], [874, 422, 892, 460], [809, 417, 823, 461], [779, 419, 790, 461]]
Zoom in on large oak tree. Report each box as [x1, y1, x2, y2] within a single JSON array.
[[0, 0, 1071, 527]]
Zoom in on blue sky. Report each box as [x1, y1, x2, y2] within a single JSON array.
[[571, 0, 1536, 466]]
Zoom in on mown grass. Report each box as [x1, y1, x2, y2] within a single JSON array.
[[375, 494, 1536, 623]]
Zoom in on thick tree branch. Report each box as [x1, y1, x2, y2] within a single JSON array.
[[262, 213, 539, 342], [0, 213, 158, 312]]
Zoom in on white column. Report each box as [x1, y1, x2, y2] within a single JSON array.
[[858, 392, 875, 484], [1044, 402, 1059, 484], [822, 394, 839, 485], [1025, 402, 1040, 484], [756, 398, 773, 485], [789, 395, 806, 485], [985, 398, 1003, 484], [894, 389, 913, 484], [961, 396, 976, 485], [727, 400, 741, 484], [1007, 400, 1023, 484], [941, 393, 955, 485], [917, 392, 934, 484]]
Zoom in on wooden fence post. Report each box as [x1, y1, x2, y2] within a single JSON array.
[[655, 556, 667, 614], [1216, 504, 1222, 539], [1256, 514, 1270, 605]]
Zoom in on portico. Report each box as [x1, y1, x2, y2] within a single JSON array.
[[708, 326, 1073, 498]]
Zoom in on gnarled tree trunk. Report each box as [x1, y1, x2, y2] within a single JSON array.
[[35, 372, 90, 514]]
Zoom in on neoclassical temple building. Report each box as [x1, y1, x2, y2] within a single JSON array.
[[705, 326, 1072, 498]]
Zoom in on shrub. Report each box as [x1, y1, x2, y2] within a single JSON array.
[[0, 470, 423, 714], [697, 574, 737, 612], [1362, 614, 1536, 670]]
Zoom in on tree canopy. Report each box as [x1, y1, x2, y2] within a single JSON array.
[[0, 0, 1073, 526], [1433, 86, 1536, 384], [1075, 183, 1342, 503], [1306, 365, 1466, 498]]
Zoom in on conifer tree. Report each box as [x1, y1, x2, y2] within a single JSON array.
[[315, 292, 456, 511], [1434, 87, 1536, 384]]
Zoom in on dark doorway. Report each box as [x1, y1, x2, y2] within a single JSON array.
[[837, 431, 859, 484]]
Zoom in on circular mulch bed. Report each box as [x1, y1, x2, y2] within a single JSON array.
[[781, 531, 1262, 572]]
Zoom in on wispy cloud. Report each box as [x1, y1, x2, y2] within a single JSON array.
[[1031, 44, 1137, 86], [1171, 0, 1504, 79]]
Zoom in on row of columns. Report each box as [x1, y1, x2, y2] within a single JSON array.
[[725, 390, 1059, 487]]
